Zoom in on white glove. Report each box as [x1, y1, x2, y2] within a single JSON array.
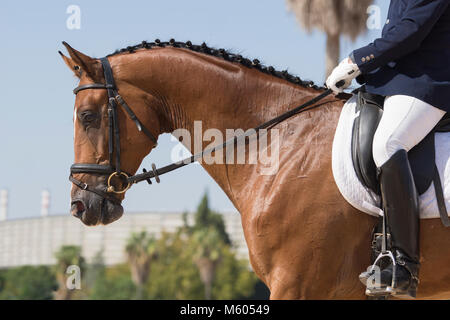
[[326, 58, 361, 94]]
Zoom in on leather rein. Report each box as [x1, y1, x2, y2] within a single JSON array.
[[69, 56, 339, 202]]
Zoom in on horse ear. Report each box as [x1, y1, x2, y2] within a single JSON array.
[[60, 41, 103, 81], [59, 50, 83, 78]]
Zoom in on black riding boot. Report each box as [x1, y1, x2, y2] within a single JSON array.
[[364, 150, 421, 298]]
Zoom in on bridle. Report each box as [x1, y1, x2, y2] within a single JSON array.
[[69, 55, 341, 204], [69, 57, 158, 203]]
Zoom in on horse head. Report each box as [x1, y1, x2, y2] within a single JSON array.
[[60, 42, 160, 225]]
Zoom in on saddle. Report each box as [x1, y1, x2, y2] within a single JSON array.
[[351, 87, 450, 227]]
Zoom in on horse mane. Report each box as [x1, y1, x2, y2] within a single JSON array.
[[107, 39, 326, 91]]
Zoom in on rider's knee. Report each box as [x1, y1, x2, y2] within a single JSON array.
[[372, 133, 407, 168]]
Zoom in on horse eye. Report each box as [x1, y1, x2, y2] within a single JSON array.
[[79, 111, 98, 124]]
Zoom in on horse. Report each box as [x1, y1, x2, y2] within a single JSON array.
[[60, 40, 450, 299]]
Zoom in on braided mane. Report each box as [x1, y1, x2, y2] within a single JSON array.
[[107, 39, 325, 90]]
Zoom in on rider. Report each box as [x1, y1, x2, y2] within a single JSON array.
[[326, 0, 450, 298]]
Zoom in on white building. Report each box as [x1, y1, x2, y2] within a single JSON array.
[[0, 211, 248, 268]]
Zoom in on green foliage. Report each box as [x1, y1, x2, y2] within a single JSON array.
[[126, 231, 158, 259], [83, 251, 105, 289], [88, 264, 136, 300], [189, 227, 224, 263], [188, 227, 224, 299], [54, 245, 86, 275], [126, 230, 158, 299], [176, 191, 256, 299], [187, 192, 231, 245], [212, 247, 258, 300], [145, 232, 204, 299], [54, 245, 84, 264], [0, 270, 5, 293], [0, 265, 57, 300], [144, 231, 257, 300], [53, 245, 86, 300]]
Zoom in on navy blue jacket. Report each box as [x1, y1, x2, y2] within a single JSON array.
[[352, 0, 450, 112]]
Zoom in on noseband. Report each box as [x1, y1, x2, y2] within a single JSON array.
[[69, 57, 158, 202]]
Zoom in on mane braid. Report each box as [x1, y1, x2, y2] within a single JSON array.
[[106, 39, 325, 90]]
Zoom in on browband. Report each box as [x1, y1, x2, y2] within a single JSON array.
[[73, 83, 114, 94]]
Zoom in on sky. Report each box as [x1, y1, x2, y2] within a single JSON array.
[[0, 0, 388, 219]]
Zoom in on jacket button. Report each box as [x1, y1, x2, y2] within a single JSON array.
[[386, 19, 390, 24], [361, 57, 366, 62], [370, 54, 375, 59], [366, 56, 371, 61]]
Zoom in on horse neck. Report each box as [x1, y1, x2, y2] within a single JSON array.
[[113, 48, 339, 207], [114, 47, 324, 133]]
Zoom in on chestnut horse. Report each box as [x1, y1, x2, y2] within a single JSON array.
[[60, 41, 450, 299]]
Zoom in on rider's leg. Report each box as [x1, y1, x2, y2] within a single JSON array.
[[373, 95, 446, 168], [371, 95, 445, 297]]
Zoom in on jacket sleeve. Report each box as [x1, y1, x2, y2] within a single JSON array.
[[352, 0, 450, 74]]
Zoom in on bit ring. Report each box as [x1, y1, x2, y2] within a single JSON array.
[[107, 172, 131, 194]]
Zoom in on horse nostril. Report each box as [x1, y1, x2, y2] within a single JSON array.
[[71, 200, 86, 219]]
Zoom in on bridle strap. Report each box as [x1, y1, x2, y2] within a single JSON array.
[[73, 83, 112, 94], [99, 57, 158, 146], [110, 97, 121, 173], [73, 58, 159, 146], [115, 94, 158, 145], [70, 56, 158, 199], [100, 56, 121, 174], [69, 175, 121, 204], [100, 57, 117, 89], [71, 164, 114, 175], [107, 101, 115, 168]]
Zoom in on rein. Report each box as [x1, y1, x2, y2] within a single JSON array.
[[128, 87, 338, 185], [70, 55, 341, 200]]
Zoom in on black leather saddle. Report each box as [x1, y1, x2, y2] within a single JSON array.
[[351, 87, 450, 227]]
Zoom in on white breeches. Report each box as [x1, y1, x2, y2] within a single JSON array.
[[372, 95, 446, 168]]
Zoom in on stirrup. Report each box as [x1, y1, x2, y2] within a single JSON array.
[[364, 250, 397, 297], [362, 207, 398, 297]]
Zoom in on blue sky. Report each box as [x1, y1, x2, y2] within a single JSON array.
[[0, 0, 388, 219]]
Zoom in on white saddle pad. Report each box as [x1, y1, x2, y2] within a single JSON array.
[[332, 95, 450, 219]]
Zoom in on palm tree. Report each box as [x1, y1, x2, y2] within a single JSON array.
[[189, 227, 225, 300], [54, 245, 85, 300], [125, 231, 158, 299], [286, 0, 373, 77], [186, 192, 231, 245]]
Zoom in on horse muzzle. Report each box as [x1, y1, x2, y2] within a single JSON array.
[[71, 187, 124, 226]]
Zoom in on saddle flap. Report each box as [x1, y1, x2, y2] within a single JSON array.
[[351, 89, 435, 196], [352, 91, 384, 195]]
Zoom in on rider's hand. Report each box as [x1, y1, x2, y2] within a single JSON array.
[[326, 57, 361, 94]]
